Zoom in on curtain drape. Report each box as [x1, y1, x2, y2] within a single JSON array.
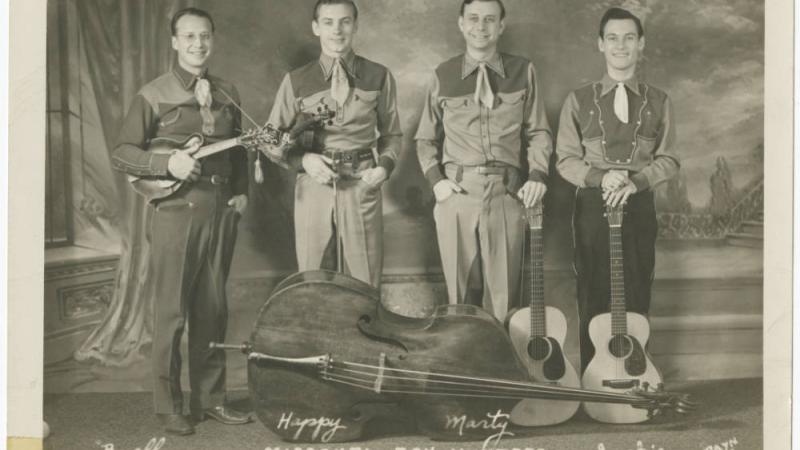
[[74, 0, 191, 367]]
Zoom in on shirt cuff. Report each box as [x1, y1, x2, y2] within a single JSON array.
[[527, 169, 548, 184], [630, 172, 650, 192], [585, 167, 606, 188], [151, 153, 172, 177], [378, 155, 395, 178], [424, 166, 445, 188]]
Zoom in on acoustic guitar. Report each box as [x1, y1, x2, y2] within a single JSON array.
[[506, 202, 580, 426], [128, 108, 333, 202], [581, 203, 664, 424]]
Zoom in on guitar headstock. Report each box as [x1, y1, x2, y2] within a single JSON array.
[[630, 383, 697, 418], [523, 202, 543, 230], [604, 203, 625, 228]]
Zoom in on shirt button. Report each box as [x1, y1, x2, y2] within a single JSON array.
[[602, 140, 607, 144], [632, 141, 636, 145], [599, 120, 604, 124]]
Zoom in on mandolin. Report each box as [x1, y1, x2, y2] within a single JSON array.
[[581, 203, 664, 424], [213, 270, 693, 443], [128, 108, 333, 202], [506, 202, 580, 426]]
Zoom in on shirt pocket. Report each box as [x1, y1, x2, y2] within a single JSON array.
[[298, 92, 330, 114], [350, 89, 380, 120], [159, 108, 182, 128], [491, 90, 527, 134], [440, 96, 479, 133]]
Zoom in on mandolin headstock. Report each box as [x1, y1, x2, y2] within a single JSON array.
[[630, 382, 697, 418]]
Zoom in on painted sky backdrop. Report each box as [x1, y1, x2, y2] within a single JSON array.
[[184, 0, 762, 272]]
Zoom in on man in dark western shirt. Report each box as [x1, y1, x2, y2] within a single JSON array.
[[556, 7, 679, 370], [415, 0, 553, 321], [112, 7, 251, 435]]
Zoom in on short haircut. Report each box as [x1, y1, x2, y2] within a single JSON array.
[[599, 7, 644, 38], [460, 0, 506, 20], [313, 0, 359, 21], [170, 7, 215, 36]]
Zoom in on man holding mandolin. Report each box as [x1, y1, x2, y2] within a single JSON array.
[[112, 7, 251, 436], [556, 7, 680, 373]]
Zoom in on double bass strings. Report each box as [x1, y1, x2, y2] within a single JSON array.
[[321, 360, 663, 407]]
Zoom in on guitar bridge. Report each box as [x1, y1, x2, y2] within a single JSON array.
[[602, 379, 640, 389]]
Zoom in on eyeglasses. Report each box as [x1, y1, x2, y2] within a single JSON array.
[[176, 33, 213, 43]]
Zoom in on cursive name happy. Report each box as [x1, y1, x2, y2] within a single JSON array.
[[445, 410, 514, 450], [277, 412, 348, 442]]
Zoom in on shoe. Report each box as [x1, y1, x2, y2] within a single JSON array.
[[195, 406, 252, 425], [157, 413, 195, 435]]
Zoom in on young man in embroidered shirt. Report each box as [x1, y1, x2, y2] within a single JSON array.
[[415, 0, 553, 321], [112, 7, 251, 435], [555, 7, 680, 370], [267, 0, 402, 289]]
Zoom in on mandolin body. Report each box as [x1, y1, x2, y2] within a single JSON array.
[[506, 306, 580, 426], [248, 270, 530, 442], [581, 312, 663, 424], [127, 135, 204, 203]]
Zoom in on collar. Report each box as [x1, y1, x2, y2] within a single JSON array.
[[319, 51, 358, 80], [172, 64, 210, 91], [462, 51, 505, 79], [600, 73, 640, 96]]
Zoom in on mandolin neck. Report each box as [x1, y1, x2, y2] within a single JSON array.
[[193, 136, 244, 159]]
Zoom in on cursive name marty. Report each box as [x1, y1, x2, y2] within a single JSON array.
[[277, 412, 348, 442], [445, 410, 514, 450]]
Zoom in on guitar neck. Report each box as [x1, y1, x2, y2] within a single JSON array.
[[528, 227, 546, 337], [609, 225, 627, 335], [193, 136, 243, 159]]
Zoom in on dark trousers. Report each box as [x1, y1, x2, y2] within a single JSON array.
[[573, 188, 657, 371], [148, 182, 240, 414]]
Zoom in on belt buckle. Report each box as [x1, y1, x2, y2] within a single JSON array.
[[210, 174, 225, 185]]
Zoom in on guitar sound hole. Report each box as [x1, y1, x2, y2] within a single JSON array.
[[608, 334, 633, 358], [527, 337, 551, 361]]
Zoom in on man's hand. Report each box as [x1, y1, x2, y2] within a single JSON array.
[[603, 182, 637, 208], [228, 194, 248, 215], [167, 151, 201, 181], [360, 167, 388, 188], [517, 181, 547, 208], [433, 179, 465, 203], [601, 170, 628, 192], [302, 153, 338, 185]]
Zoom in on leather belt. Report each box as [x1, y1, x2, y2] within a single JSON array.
[[322, 148, 375, 164], [450, 164, 513, 176], [197, 174, 229, 185]]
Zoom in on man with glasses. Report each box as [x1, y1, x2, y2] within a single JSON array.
[[112, 7, 251, 435], [415, 0, 552, 320], [267, 0, 402, 289]]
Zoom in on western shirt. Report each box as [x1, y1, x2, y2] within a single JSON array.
[[415, 52, 553, 187], [112, 65, 248, 196], [267, 52, 403, 175], [556, 74, 679, 191]]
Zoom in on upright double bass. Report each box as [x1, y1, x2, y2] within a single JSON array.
[[214, 270, 693, 443]]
